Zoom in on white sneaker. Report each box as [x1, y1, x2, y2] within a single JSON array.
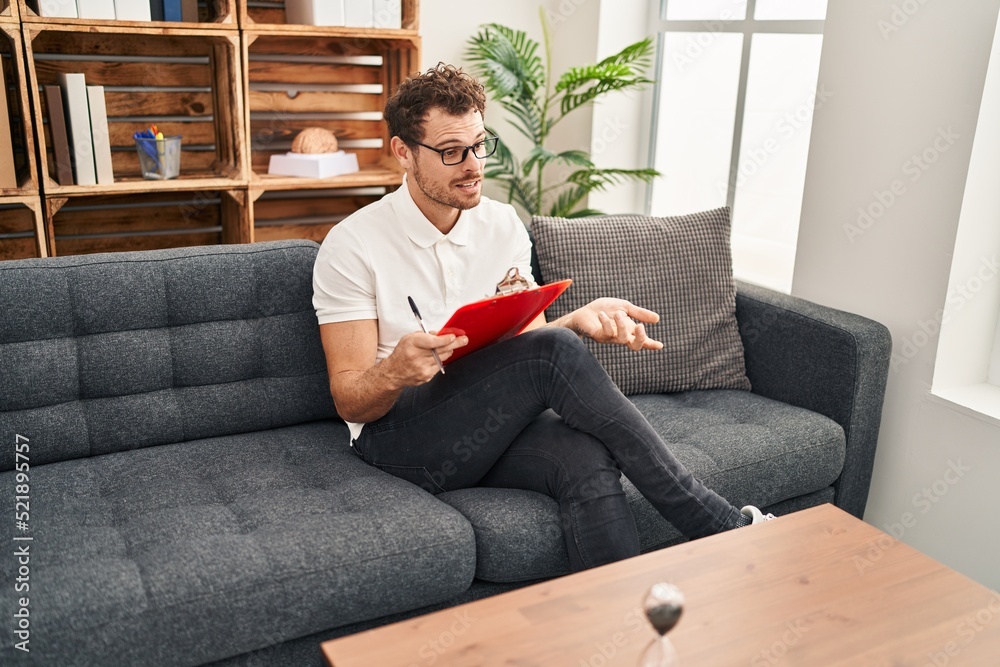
[[741, 505, 776, 525]]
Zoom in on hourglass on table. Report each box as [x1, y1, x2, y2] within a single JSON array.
[[638, 583, 684, 666]]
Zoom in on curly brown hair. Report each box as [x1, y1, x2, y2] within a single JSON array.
[[384, 63, 487, 146]]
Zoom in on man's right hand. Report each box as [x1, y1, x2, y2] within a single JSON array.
[[384, 331, 469, 386], [320, 320, 468, 424]]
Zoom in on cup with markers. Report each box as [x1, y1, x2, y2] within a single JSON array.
[[133, 125, 182, 180]]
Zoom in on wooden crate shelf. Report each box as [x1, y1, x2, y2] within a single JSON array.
[[250, 186, 386, 243], [0, 0, 18, 22], [0, 24, 39, 196], [2, 1, 420, 256], [17, 0, 236, 28], [44, 188, 249, 256], [0, 195, 46, 259], [24, 23, 247, 194], [242, 29, 418, 190], [251, 163, 403, 191]]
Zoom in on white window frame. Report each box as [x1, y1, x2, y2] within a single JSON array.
[[645, 0, 825, 291]]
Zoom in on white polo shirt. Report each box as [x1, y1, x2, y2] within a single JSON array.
[[313, 175, 534, 441]]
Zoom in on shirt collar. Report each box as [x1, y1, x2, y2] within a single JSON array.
[[393, 173, 470, 248]]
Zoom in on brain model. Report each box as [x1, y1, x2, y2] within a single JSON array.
[[291, 128, 339, 154]]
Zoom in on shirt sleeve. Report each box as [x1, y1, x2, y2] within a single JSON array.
[[312, 224, 378, 325]]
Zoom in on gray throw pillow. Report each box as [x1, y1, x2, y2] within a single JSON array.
[[532, 209, 751, 395]]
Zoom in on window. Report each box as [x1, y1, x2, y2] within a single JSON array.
[[647, 0, 826, 292], [930, 11, 1000, 422]]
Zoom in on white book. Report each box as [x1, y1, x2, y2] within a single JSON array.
[[113, 0, 151, 21], [267, 151, 359, 179], [36, 0, 79, 18], [86, 86, 115, 185], [284, 0, 345, 26], [57, 73, 97, 186], [77, 0, 116, 18], [373, 0, 400, 29], [344, 0, 373, 27]]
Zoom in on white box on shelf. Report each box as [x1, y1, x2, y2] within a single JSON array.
[[37, 0, 79, 18], [77, 0, 116, 18], [284, 0, 345, 26], [344, 0, 374, 27], [113, 0, 151, 21], [267, 151, 360, 179], [373, 0, 400, 29]]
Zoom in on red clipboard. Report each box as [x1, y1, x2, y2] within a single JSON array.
[[438, 279, 572, 364]]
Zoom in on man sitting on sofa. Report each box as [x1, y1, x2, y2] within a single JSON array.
[[312, 63, 772, 573]]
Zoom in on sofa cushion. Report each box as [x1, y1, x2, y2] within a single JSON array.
[[0, 421, 476, 666], [532, 210, 751, 395], [436, 488, 571, 582], [439, 390, 844, 583], [0, 241, 335, 471]]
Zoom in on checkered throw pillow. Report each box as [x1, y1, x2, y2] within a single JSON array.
[[532, 209, 751, 395]]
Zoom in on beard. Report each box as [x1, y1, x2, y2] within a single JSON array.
[[410, 158, 482, 212]]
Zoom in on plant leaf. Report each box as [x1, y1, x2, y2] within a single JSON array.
[[554, 37, 655, 117], [522, 145, 557, 176], [554, 149, 594, 167], [487, 131, 519, 173], [547, 185, 591, 218], [486, 138, 538, 214], [567, 167, 660, 192], [466, 24, 546, 143], [565, 208, 605, 219]]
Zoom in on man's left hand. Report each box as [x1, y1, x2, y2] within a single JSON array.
[[569, 298, 664, 351]]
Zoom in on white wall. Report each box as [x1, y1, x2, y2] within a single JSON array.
[[793, 0, 1000, 588], [418, 1, 550, 87], [586, 0, 654, 216]]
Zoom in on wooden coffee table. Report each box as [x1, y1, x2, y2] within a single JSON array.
[[322, 504, 1000, 666]]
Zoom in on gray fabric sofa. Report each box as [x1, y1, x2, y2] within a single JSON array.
[[0, 239, 891, 666]]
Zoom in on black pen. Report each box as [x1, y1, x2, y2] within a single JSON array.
[[407, 296, 446, 375]]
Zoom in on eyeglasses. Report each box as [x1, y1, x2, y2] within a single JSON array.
[[412, 136, 499, 166]]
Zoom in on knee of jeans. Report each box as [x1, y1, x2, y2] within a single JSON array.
[[564, 465, 625, 503], [529, 326, 589, 361], [554, 446, 622, 496]]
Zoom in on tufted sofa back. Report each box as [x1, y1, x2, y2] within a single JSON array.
[[0, 240, 336, 471]]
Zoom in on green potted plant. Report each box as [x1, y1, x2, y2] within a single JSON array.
[[465, 11, 659, 218]]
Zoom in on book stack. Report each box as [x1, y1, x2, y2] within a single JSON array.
[[35, 0, 78, 17], [160, 0, 199, 22], [114, 0, 151, 20], [35, 1, 198, 21], [284, 0, 401, 29], [47, 73, 114, 186], [77, 0, 116, 19]]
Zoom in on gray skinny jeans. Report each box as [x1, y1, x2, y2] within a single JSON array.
[[353, 327, 743, 571]]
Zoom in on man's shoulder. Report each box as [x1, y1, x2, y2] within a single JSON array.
[[475, 194, 518, 217], [345, 193, 398, 229], [470, 195, 524, 231], [321, 193, 395, 246]]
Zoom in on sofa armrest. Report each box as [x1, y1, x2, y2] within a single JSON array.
[[734, 281, 892, 518]]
